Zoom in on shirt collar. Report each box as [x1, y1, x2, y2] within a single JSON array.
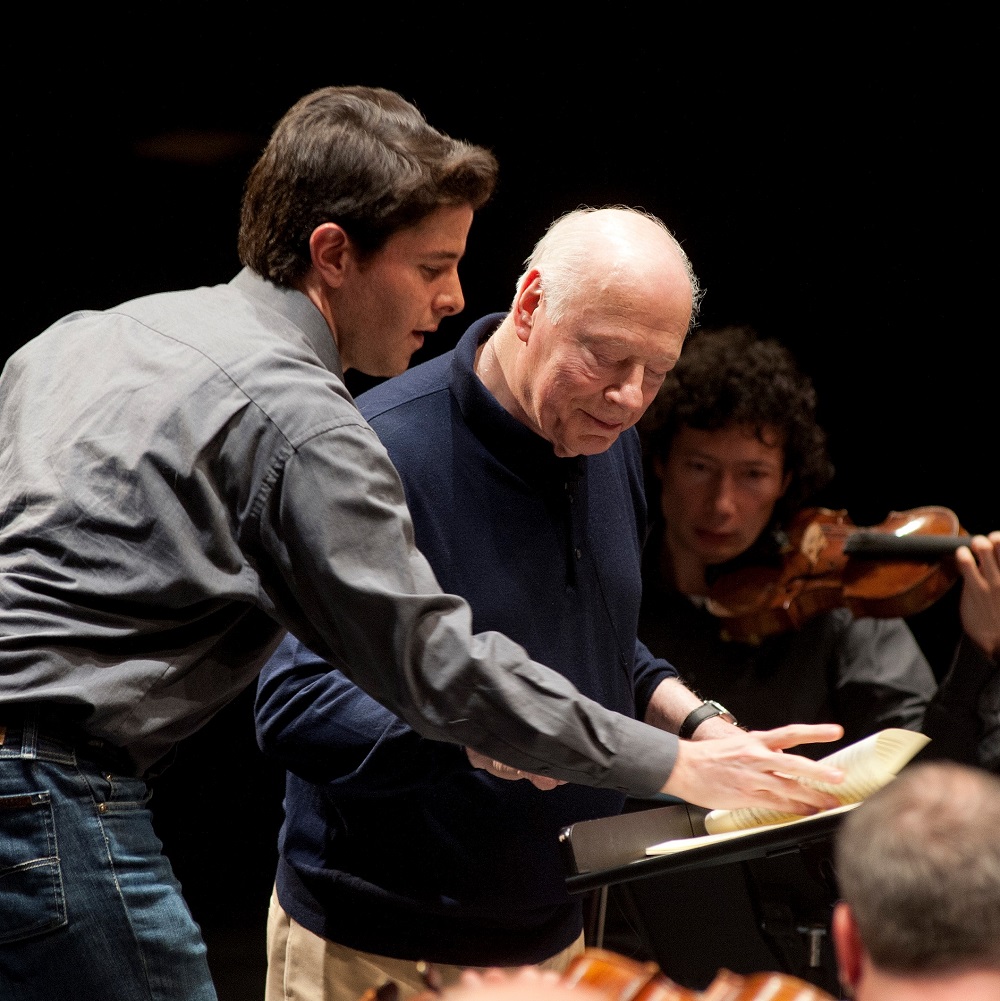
[[230, 268, 344, 381], [449, 313, 584, 487]]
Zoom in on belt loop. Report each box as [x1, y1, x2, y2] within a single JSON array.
[[20, 712, 39, 759]]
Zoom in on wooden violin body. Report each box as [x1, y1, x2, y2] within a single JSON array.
[[705, 506, 971, 644], [373, 947, 834, 1000], [561, 948, 697, 999], [563, 949, 835, 1000]]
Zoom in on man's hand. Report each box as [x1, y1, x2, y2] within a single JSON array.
[[957, 531, 1000, 660], [661, 723, 846, 814], [465, 748, 565, 790]]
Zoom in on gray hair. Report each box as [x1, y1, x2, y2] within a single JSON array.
[[835, 762, 1000, 975], [515, 206, 703, 326]]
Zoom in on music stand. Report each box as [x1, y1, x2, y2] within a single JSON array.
[[560, 802, 846, 994]]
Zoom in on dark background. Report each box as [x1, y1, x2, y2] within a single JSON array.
[[6, 16, 993, 998]]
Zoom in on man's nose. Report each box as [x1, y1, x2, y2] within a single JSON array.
[[606, 365, 645, 411], [434, 273, 465, 317], [711, 473, 739, 515]]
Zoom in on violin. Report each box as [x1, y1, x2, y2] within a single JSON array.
[[561, 950, 834, 1001], [705, 505, 973, 644], [560, 948, 698, 999], [382, 947, 835, 1000]]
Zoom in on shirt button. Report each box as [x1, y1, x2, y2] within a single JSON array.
[[574, 548, 582, 560]]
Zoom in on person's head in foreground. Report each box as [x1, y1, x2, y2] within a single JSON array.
[[833, 761, 1000, 1000]]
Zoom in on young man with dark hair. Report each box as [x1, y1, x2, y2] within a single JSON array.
[[0, 89, 733, 1001], [237, 86, 498, 287], [637, 325, 999, 762]]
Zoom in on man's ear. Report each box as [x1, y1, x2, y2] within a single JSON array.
[[308, 223, 352, 288], [512, 269, 543, 344], [832, 901, 864, 995]]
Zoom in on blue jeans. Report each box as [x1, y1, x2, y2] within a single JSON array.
[[0, 715, 217, 1001]]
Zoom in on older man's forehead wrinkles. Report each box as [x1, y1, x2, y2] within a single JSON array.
[[579, 294, 687, 334], [579, 324, 680, 366]]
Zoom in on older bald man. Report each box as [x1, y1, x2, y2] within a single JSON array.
[[254, 208, 844, 1000]]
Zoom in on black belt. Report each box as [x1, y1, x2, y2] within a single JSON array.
[[0, 704, 140, 777]]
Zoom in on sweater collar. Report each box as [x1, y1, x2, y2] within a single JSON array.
[[450, 313, 584, 487]]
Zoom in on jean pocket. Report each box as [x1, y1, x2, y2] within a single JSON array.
[[0, 790, 68, 943]]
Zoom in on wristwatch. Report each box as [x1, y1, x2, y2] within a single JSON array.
[[678, 699, 739, 739]]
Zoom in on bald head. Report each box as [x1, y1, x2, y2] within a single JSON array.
[[478, 207, 700, 458], [518, 207, 701, 328]]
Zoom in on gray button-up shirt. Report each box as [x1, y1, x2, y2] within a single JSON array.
[[0, 270, 677, 791]]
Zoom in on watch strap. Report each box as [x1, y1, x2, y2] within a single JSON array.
[[678, 700, 736, 739]]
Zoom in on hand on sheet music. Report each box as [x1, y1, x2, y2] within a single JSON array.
[[957, 530, 1000, 659], [661, 723, 846, 814], [465, 748, 566, 790]]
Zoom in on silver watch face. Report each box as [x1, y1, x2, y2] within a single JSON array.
[[705, 701, 738, 726]]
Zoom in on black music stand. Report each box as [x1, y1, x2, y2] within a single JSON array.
[[560, 801, 846, 995]]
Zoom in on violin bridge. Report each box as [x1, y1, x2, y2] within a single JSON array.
[[800, 522, 827, 567]]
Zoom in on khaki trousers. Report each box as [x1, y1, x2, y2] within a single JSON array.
[[265, 886, 585, 1001]]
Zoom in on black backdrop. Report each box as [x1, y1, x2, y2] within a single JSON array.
[[6, 17, 994, 996]]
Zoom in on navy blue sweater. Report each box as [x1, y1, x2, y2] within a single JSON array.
[[255, 315, 677, 965]]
